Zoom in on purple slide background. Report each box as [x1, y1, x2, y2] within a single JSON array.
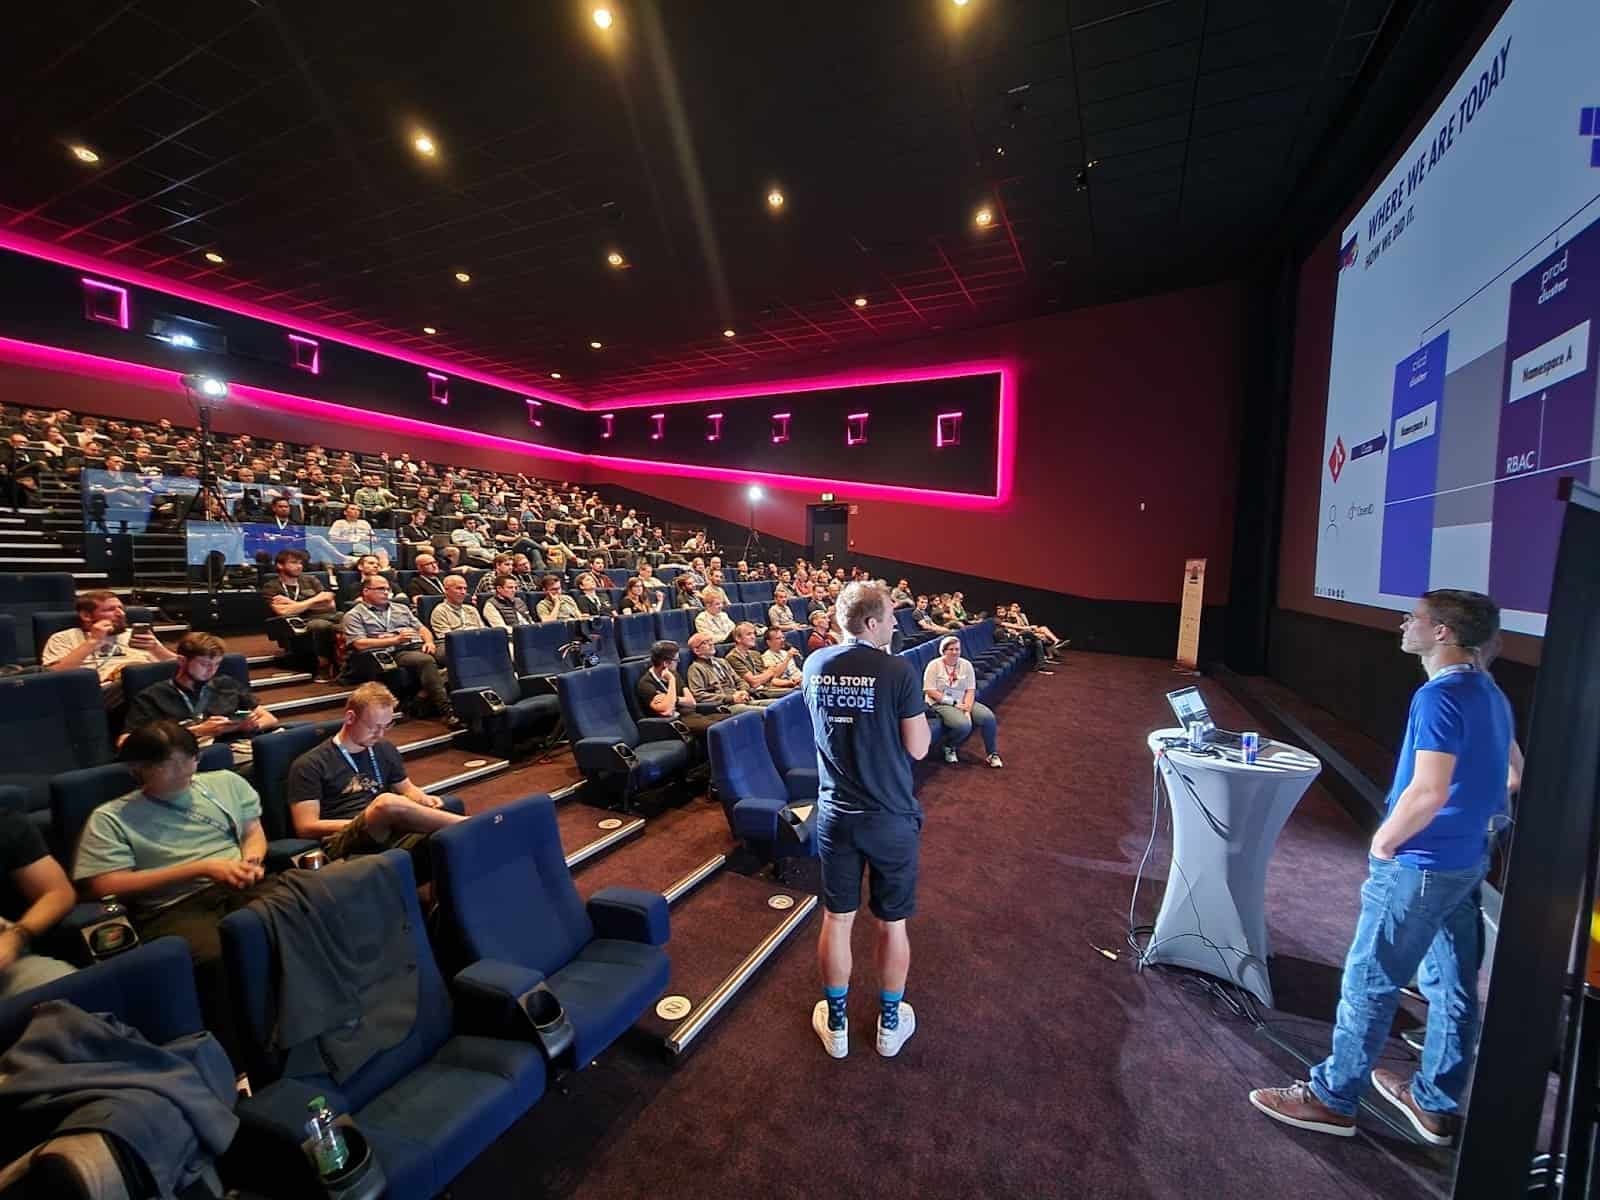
[[1489, 223, 1599, 613], [1380, 331, 1448, 596]]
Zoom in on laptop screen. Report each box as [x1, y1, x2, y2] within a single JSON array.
[[1166, 687, 1210, 731]]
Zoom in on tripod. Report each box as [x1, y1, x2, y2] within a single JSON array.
[[740, 499, 764, 565]]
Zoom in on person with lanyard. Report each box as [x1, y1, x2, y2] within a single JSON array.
[[262, 548, 339, 681], [684, 632, 770, 712], [74, 720, 271, 1063], [405, 551, 447, 599], [572, 571, 615, 617], [430, 574, 488, 640], [535, 573, 582, 623], [474, 553, 518, 597], [922, 635, 1002, 768], [286, 683, 464, 871], [802, 582, 931, 1060], [42, 589, 176, 703], [727, 621, 800, 699], [619, 576, 660, 615], [397, 507, 433, 566], [482, 573, 536, 633], [123, 632, 278, 765], [1251, 589, 1521, 1146], [634, 639, 728, 750], [339, 575, 457, 727]]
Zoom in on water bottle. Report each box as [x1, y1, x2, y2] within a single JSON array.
[[305, 1095, 349, 1178]]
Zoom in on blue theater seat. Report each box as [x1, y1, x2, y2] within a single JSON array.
[[555, 664, 692, 807], [708, 712, 815, 865], [0, 670, 113, 837], [50, 743, 234, 858], [416, 593, 446, 626], [0, 572, 75, 631], [31, 607, 160, 660], [445, 627, 561, 748], [656, 608, 691, 647], [761, 691, 819, 802], [894, 608, 938, 647], [119, 652, 251, 705], [221, 851, 547, 1200], [512, 622, 578, 680], [0, 614, 20, 668], [248, 719, 342, 862], [784, 628, 809, 659], [740, 580, 775, 606], [430, 794, 669, 1068], [615, 612, 657, 661], [788, 597, 810, 626]]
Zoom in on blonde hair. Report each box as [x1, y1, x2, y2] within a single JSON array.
[[348, 682, 398, 716]]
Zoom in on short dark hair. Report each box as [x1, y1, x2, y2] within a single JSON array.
[[75, 589, 118, 618], [649, 639, 679, 667], [541, 573, 562, 590], [1420, 589, 1500, 650], [494, 573, 519, 591], [275, 548, 308, 567], [119, 720, 199, 767], [175, 632, 226, 658]]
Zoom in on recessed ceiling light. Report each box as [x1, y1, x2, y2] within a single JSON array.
[[606, 250, 625, 267], [722, 328, 736, 338], [853, 296, 868, 308], [204, 251, 225, 265], [422, 326, 438, 335], [592, 8, 613, 29], [453, 271, 471, 283], [69, 145, 99, 164], [974, 205, 994, 228], [590, 340, 603, 350], [994, 145, 1005, 156], [550, 372, 563, 380], [953, 0, 970, 6], [766, 189, 785, 209], [412, 133, 437, 157]]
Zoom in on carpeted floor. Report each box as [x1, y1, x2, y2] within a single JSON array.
[[445, 654, 1456, 1199]]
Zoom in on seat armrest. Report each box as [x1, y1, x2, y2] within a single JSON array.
[[516, 673, 560, 695], [40, 900, 140, 965], [637, 717, 691, 744], [450, 959, 547, 1036], [689, 702, 730, 715], [451, 687, 507, 721], [730, 795, 788, 845], [574, 737, 636, 773], [587, 887, 669, 946], [263, 837, 320, 872], [226, 1077, 348, 1196], [439, 794, 466, 815]]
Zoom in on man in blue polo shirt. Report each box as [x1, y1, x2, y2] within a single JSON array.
[[803, 582, 931, 1060], [1250, 589, 1519, 1145]]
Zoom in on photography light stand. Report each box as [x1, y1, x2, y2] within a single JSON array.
[[178, 374, 233, 605], [740, 484, 765, 567]]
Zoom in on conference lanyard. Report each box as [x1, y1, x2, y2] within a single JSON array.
[[336, 741, 385, 792], [140, 780, 238, 844], [945, 664, 962, 688], [283, 579, 302, 601]]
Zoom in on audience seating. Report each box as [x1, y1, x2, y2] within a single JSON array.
[[0, 613, 20, 668], [445, 628, 561, 751], [0, 670, 114, 835], [416, 593, 446, 626], [708, 712, 815, 867], [783, 629, 809, 659], [119, 653, 251, 704], [788, 598, 810, 625], [513, 622, 577, 680], [555, 664, 692, 807], [430, 794, 670, 1067], [655, 608, 691, 647], [248, 719, 342, 863], [29, 606, 161, 660], [0, 572, 74, 632], [615, 612, 657, 661], [220, 850, 548, 1200], [49, 742, 234, 857]]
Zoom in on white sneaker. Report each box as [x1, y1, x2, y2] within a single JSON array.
[[876, 1001, 916, 1057], [987, 753, 1003, 768], [812, 1000, 848, 1059], [942, 746, 958, 763]]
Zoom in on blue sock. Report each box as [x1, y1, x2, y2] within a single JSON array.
[[824, 984, 848, 1032], [880, 989, 903, 1031]]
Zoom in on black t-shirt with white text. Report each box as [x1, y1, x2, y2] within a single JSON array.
[[287, 737, 409, 824], [802, 641, 924, 817]]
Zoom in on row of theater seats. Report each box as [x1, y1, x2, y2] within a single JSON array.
[[0, 793, 672, 1199]]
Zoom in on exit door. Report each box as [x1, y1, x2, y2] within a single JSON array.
[[807, 504, 849, 563]]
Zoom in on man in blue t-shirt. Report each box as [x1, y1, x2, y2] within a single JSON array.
[[1251, 589, 1521, 1146], [803, 582, 931, 1061]]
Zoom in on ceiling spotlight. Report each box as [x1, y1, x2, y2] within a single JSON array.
[[592, 7, 613, 29], [70, 145, 100, 164], [181, 373, 229, 400], [974, 206, 994, 228], [747, 485, 764, 503], [412, 133, 437, 157], [722, 328, 736, 338], [1075, 167, 1089, 191], [994, 145, 1005, 156], [590, 340, 603, 350], [853, 296, 868, 308], [766, 189, 785, 210], [606, 250, 624, 267], [953, 0, 970, 5], [422, 326, 438, 335], [453, 270, 471, 283], [550, 372, 562, 380], [203, 251, 225, 265]]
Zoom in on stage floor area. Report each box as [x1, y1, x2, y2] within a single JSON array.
[[445, 655, 1451, 1199]]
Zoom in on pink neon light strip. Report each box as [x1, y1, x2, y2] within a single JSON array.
[[287, 334, 320, 375], [81, 278, 129, 330], [0, 336, 1014, 507]]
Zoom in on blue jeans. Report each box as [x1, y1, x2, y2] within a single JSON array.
[[931, 702, 998, 755], [1309, 854, 1485, 1116]]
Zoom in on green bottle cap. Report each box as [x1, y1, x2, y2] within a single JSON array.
[[307, 1096, 327, 1112]]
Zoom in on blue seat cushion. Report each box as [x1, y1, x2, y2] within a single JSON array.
[[354, 1035, 546, 1200], [504, 694, 561, 734], [632, 740, 689, 786], [547, 940, 670, 1065], [783, 767, 819, 802]]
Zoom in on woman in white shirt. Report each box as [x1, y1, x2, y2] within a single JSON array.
[[922, 635, 1002, 768]]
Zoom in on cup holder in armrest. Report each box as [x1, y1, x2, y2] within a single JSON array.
[[299, 1119, 386, 1200], [517, 982, 576, 1063]]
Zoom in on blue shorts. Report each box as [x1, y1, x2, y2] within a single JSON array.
[[817, 805, 921, 921]]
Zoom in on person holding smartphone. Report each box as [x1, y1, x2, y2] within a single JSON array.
[[123, 632, 278, 764], [42, 590, 176, 704]]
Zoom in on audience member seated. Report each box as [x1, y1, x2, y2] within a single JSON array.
[[807, 608, 839, 653], [262, 548, 339, 680], [451, 515, 497, 567], [431, 573, 487, 640], [326, 502, 375, 563], [354, 553, 409, 605], [123, 632, 278, 764], [397, 506, 433, 562], [891, 579, 915, 609], [509, 553, 541, 589], [406, 550, 447, 598], [912, 594, 959, 635], [726, 622, 800, 699], [0, 806, 76, 999], [702, 569, 730, 607], [484, 573, 537, 632], [638, 559, 668, 594], [695, 592, 736, 643], [923, 635, 1003, 768], [286, 684, 463, 870], [635, 639, 727, 747], [340, 575, 457, 725], [73, 721, 270, 1053], [675, 574, 704, 611], [768, 585, 800, 630], [619, 576, 660, 614], [535, 573, 582, 623], [573, 572, 615, 617], [686, 633, 772, 711], [1002, 602, 1066, 660], [43, 590, 176, 701], [261, 494, 304, 531], [762, 625, 805, 686], [353, 471, 398, 524], [474, 553, 518, 596]]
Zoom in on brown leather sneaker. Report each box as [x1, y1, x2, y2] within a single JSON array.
[[1248, 1081, 1357, 1137], [1371, 1068, 1456, 1146]]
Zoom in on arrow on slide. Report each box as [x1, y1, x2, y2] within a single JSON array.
[[1351, 432, 1388, 461]]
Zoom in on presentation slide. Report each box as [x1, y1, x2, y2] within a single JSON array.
[[1315, 0, 1600, 636]]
